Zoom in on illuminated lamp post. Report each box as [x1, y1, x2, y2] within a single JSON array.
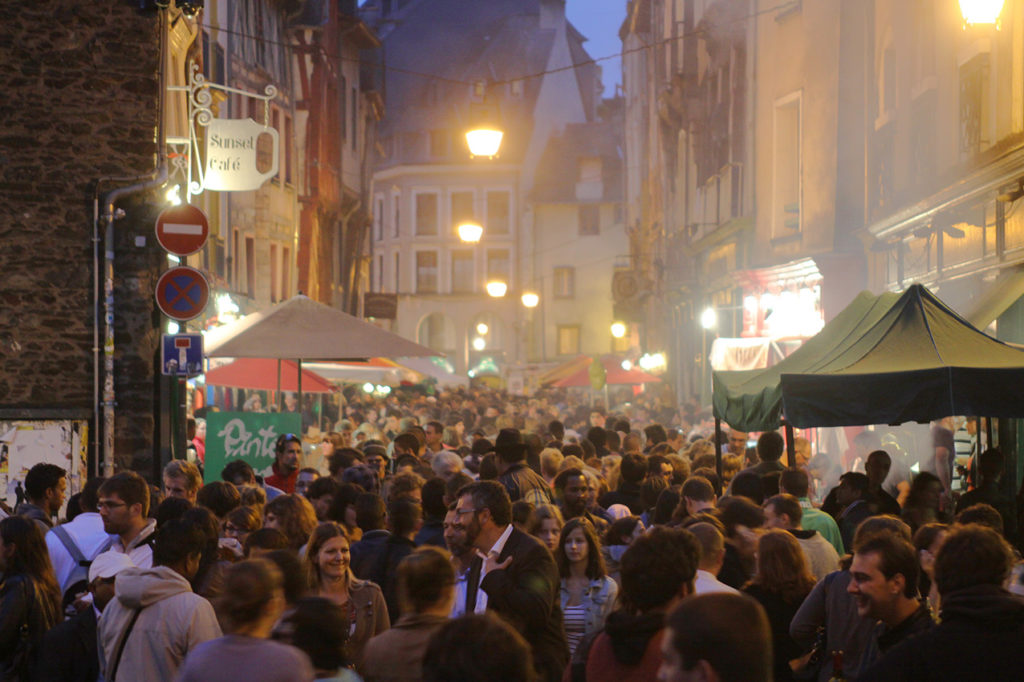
[[457, 221, 483, 243], [486, 280, 508, 298], [959, 0, 1005, 27]]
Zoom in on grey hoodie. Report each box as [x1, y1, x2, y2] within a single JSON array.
[[98, 565, 221, 682]]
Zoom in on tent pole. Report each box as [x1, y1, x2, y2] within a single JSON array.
[[986, 417, 994, 451], [715, 418, 723, 482], [276, 359, 283, 411], [785, 421, 796, 468], [297, 359, 303, 430]]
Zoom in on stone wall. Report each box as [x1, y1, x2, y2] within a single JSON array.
[[0, 2, 165, 477]]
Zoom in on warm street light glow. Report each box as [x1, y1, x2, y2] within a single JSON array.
[[521, 292, 539, 308], [960, 0, 1005, 26], [472, 337, 486, 351], [610, 321, 627, 338], [466, 128, 504, 157], [457, 222, 483, 243], [486, 281, 508, 297], [700, 307, 717, 330], [621, 359, 633, 371], [362, 382, 375, 393], [476, 322, 489, 335], [165, 185, 182, 206]]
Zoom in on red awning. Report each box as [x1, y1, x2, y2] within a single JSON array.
[[553, 356, 661, 388], [203, 358, 335, 393]]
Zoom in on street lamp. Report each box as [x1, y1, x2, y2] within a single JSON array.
[[457, 221, 483, 243], [610, 321, 627, 338], [959, 0, 1005, 26], [486, 280, 508, 297], [476, 322, 489, 335], [466, 128, 504, 158], [521, 292, 539, 308], [700, 307, 718, 330], [472, 337, 486, 351]]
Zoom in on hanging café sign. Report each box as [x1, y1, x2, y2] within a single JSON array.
[[169, 61, 280, 201], [204, 118, 279, 191]]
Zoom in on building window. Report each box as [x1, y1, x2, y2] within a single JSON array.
[[392, 191, 401, 237], [394, 252, 400, 292], [557, 325, 581, 355], [772, 93, 801, 238], [416, 251, 438, 293], [374, 195, 384, 242], [451, 191, 475, 230], [339, 76, 347, 141], [486, 249, 510, 283], [270, 243, 279, 302], [578, 204, 600, 235], [415, 192, 439, 236], [451, 250, 475, 293], [376, 254, 383, 291], [487, 190, 510, 235], [351, 86, 358, 150], [553, 266, 575, 299], [282, 247, 290, 300], [271, 109, 281, 183], [245, 236, 255, 299], [284, 115, 293, 184], [960, 54, 989, 156], [430, 130, 449, 158]]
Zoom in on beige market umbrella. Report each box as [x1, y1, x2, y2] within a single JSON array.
[[205, 295, 437, 360]]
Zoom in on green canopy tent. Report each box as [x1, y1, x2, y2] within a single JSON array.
[[712, 290, 900, 432], [780, 284, 1024, 428]]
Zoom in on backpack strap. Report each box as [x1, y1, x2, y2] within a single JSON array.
[[52, 525, 87, 566], [108, 607, 144, 682]]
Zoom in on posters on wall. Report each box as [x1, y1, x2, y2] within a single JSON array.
[[204, 412, 301, 483], [0, 420, 87, 511]]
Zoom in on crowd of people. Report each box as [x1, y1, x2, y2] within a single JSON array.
[[1, 385, 1024, 681]]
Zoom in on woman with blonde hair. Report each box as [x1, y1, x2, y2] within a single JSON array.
[[742, 529, 817, 682], [527, 503, 565, 552], [304, 522, 389, 668], [263, 494, 318, 552]]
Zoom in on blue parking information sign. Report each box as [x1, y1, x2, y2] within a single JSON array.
[[162, 333, 204, 376]]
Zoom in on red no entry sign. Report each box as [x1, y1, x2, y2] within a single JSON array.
[[155, 204, 209, 256], [156, 266, 210, 321]]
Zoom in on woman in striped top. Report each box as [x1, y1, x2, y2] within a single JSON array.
[[556, 517, 618, 656]]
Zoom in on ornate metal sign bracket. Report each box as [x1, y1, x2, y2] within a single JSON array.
[[167, 61, 278, 203]]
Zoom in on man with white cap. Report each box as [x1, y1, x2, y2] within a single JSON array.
[[32, 552, 135, 681]]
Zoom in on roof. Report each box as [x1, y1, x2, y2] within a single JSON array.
[[532, 120, 623, 202], [778, 285, 1024, 427], [363, 0, 596, 165]]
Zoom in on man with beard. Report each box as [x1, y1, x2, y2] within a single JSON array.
[[97, 472, 156, 568], [457, 481, 567, 682], [553, 468, 608, 535], [266, 433, 302, 493], [443, 504, 475, 617]]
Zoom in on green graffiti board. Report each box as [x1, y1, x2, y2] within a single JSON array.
[[204, 412, 301, 483]]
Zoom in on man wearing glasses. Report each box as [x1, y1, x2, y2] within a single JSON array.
[[97, 471, 156, 568], [458, 480, 568, 682]]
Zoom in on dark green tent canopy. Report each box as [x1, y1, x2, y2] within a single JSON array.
[[712, 290, 900, 432], [780, 284, 1024, 428]]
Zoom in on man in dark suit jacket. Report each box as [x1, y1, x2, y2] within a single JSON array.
[[457, 480, 568, 682]]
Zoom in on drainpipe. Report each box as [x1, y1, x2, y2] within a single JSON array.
[[94, 7, 170, 477]]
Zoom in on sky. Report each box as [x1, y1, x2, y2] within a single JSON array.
[[566, 0, 627, 97]]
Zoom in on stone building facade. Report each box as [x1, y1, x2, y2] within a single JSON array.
[[0, 1, 167, 476]]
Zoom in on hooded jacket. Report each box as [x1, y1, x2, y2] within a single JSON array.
[[858, 584, 1024, 680], [97, 565, 221, 682]]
